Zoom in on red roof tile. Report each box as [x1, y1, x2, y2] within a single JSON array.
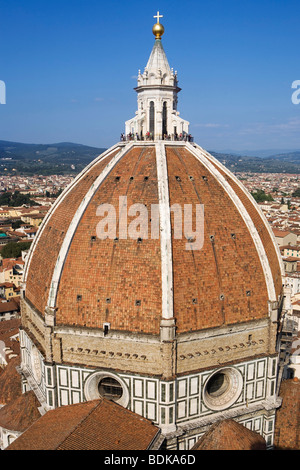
[[0, 356, 22, 405], [0, 390, 41, 432], [6, 398, 160, 450], [192, 419, 266, 450], [274, 378, 300, 450]]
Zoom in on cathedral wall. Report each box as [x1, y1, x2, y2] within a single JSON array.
[[50, 353, 279, 445], [52, 327, 175, 377], [20, 325, 279, 447], [20, 296, 48, 355], [176, 318, 277, 374], [21, 295, 277, 380], [168, 409, 277, 450]]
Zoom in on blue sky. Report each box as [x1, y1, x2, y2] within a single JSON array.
[[1, 0, 300, 153]]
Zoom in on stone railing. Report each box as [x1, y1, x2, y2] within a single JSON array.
[[120, 133, 194, 143]]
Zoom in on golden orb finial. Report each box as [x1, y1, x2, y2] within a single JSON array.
[[152, 11, 164, 39]]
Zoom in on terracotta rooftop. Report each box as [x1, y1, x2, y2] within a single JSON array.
[[272, 229, 294, 237], [0, 282, 15, 288], [280, 245, 300, 250], [0, 356, 22, 405], [1, 257, 24, 270], [274, 378, 300, 450], [6, 398, 160, 450], [0, 299, 20, 314], [192, 419, 266, 450], [0, 318, 21, 335], [0, 390, 41, 432]]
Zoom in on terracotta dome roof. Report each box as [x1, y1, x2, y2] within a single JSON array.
[[192, 419, 267, 450], [23, 141, 283, 335]]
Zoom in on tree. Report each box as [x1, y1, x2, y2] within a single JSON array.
[[0, 191, 39, 207], [251, 189, 274, 203], [12, 219, 22, 229], [1, 241, 32, 259], [292, 188, 300, 197]]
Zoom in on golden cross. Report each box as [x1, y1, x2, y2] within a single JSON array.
[[153, 11, 163, 23]]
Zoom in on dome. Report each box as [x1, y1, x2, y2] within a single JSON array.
[[18, 15, 285, 448], [23, 141, 283, 336]]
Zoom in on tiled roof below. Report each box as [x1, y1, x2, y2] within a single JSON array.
[[0, 356, 22, 405], [6, 398, 160, 450], [274, 378, 300, 450], [0, 300, 20, 314], [0, 390, 41, 432], [192, 419, 266, 450]]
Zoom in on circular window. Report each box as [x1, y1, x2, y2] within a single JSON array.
[[203, 367, 243, 411], [98, 377, 123, 401], [84, 371, 129, 408], [206, 372, 230, 397]]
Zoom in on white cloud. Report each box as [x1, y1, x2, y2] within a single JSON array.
[[239, 118, 300, 136], [193, 123, 230, 128]]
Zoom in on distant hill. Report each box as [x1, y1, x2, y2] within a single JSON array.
[[217, 148, 300, 158], [0, 140, 299, 175], [0, 140, 106, 175], [267, 151, 300, 164], [0, 140, 106, 164], [209, 150, 300, 173]]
